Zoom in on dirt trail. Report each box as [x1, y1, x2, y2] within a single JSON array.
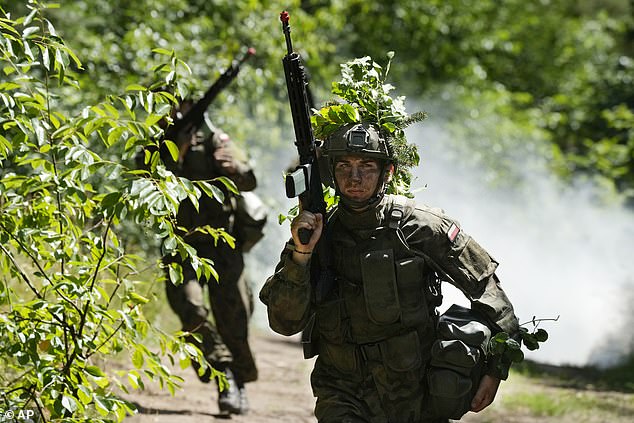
[[121, 329, 634, 423], [122, 330, 316, 423]]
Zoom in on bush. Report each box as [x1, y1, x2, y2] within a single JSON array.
[[0, 3, 227, 420]]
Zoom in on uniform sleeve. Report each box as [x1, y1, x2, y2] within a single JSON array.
[[259, 243, 314, 336], [404, 207, 520, 379]]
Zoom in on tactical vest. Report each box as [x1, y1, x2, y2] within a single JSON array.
[[312, 196, 441, 375], [307, 196, 498, 420], [174, 137, 232, 233]]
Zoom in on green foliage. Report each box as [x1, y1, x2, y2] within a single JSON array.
[[489, 316, 557, 372], [322, 0, 633, 204], [0, 3, 229, 420], [0, 0, 631, 417], [311, 53, 427, 196]]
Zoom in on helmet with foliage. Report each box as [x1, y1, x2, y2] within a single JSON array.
[[311, 52, 426, 198], [323, 122, 392, 163]]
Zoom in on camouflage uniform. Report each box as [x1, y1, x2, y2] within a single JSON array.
[[260, 194, 519, 422], [163, 129, 258, 385]]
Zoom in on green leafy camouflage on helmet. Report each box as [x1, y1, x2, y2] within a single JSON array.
[[311, 52, 427, 196]]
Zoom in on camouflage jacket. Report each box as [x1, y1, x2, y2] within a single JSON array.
[[260, 194, 519, 379], [175, 130, 255, 234]]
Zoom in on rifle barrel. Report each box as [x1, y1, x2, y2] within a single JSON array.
[[280, 11, 293, 55]]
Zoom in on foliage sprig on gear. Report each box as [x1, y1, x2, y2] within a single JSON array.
[[311, 52, 427, 196]]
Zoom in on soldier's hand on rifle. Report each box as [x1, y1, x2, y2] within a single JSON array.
[[212, 132, 238, 174], [290, 210, 323, 266]]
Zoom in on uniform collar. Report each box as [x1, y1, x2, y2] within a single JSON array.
[[337, 195, 390, 230]]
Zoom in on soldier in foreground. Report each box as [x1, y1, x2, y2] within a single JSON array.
[[260, 36, 520, 421]]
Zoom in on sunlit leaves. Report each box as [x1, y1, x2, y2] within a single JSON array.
[[489, 316, 557, 374], [312, 53, 425, 197], [0, 3, 213, 422]]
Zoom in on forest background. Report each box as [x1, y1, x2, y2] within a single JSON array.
[[0, 0, 632, 421]]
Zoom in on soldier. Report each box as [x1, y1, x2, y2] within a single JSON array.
[[259, 120, 520, 422], [159, 100, 259, 416]]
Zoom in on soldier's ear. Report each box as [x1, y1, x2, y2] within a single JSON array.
[[385, 163, 395, 183]]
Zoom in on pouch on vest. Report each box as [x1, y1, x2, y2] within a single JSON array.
[[315, 298, 345, 344], [427, 368, 473, 419], [321, 341, 360, 375], [395, 256, 430, 327], [361, 249, 400, 325], [380, 330, 422, 372]]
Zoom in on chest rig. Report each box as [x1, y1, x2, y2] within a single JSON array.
[[313, 196, 442, 347]]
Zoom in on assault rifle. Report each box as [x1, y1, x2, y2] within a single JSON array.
[[280, 11, 327, 244], [164, 47, 256, 144]]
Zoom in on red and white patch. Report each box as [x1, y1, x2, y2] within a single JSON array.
[[447, 223, 460, 242]]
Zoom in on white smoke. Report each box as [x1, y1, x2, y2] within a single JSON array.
[[410, 120, 634, 367]]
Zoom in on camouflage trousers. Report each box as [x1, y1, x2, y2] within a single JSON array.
[[311, 354, 447, 423], [163, 243, 257, 384]]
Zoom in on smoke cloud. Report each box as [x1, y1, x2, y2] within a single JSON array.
[[410, 121, 634, 367]]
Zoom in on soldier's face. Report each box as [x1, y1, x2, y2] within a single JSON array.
[[334, 155, 382, 203]]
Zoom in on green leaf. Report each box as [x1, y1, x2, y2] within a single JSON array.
[[128, 292, 149, 305], [85, 365, 105, 377], [77, 385, 92, 405], [152, 48, 174, 56], [507, 348, 525, 363], [164, 140, 179, 162], [523, 336, 540, 351], [197, 181, 224, 203], [168, 263, 183, 285], [101, 191, 122, 209], [132, 348, 144, 368], [94, 396, 110, 416], [125, 84, 147, 92], [128, 371, 141, 389], [62, 394, 78, 413], [534, 328, 549, 342]]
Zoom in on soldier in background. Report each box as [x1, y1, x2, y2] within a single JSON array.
[[153, 100, 259, 416]]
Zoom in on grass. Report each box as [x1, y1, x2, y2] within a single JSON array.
[[513, 357, 634, 393], [501, 382, 634, 417]]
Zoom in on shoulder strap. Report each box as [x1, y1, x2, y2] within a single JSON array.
[[388, 195, 416, 229], [388, 195, 445, 308]]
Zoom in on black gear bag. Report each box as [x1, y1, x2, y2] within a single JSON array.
[[427, 304, 492, 420]]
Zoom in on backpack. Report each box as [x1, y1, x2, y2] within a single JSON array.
[[233, 191, 268, 252]]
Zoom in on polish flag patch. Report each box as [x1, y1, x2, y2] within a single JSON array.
[[447, 223, 460, 242]]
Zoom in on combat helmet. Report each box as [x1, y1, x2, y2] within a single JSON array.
[[323, 122, 393, 163], [322, 122, 395, 209]]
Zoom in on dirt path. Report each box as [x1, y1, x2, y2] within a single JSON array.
[[121, 329, 634, 423], [122, 330, 316, 422]]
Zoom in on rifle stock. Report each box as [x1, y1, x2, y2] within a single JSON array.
[[280, 11, 327, 245]]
